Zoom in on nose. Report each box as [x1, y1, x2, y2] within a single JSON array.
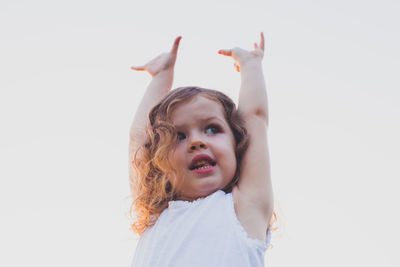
[[187, 139, 208, 152]]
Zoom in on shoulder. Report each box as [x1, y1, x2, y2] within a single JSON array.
[[231, 185, 272, 243]]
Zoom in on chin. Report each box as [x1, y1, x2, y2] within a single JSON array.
[[197, 184, 223, 197]]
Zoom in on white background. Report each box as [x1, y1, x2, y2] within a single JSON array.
[[1, 0, 399, 266]]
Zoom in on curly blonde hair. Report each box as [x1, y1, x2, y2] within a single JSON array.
[[129, 86, 278, 241]]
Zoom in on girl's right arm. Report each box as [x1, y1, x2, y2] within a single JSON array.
[[129, 36, 182, 156]]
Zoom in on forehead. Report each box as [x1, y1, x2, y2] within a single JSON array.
[[169, 95, 226, 126]]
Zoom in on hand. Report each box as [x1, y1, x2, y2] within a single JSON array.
[[131, 36, 182, 77], [218, 32, 264, 72]]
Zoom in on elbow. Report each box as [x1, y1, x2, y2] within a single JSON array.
[[254, 108, 267, 119], [245, 108, 268, 126]]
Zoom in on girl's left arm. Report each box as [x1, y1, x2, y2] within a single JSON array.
[[218, 32, 273, 216]]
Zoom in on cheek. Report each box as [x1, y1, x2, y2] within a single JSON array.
[[171, 147, 185, 167], [214, 138, 236, 161], [169, 149, 185, 185]]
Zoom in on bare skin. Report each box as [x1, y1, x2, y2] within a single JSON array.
[[129, 36, 181, 156], [131, 36, 182, 76], [130, 33, 273, 243], [218, 32, 273, 243], [218, 32, 264, 72]]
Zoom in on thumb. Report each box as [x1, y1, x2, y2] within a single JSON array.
[[234, 62, 240, 72], [171, 36, 182, 55]]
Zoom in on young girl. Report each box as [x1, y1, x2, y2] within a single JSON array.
[[129, 33, 276, 266]]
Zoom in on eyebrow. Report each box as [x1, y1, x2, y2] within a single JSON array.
[[174, 116, 226, 128]]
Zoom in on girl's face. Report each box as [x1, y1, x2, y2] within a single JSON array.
[[169, 95, 237, 201]]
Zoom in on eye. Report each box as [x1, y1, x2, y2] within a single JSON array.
[[177, 132, 186, 141], [205, 124, 221, 134]]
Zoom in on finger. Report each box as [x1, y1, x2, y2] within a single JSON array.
[[130, 66, 146, 71], [260, 32, 265, 51], [254, 43, 259, 49], [218, 49, 232, 56], [171, 36, 182, 55], [234, 62, 240, 72]]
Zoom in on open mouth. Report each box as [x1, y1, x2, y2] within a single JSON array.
[[189, 161, 216, 171]]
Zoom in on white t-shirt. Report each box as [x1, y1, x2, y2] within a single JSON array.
[[130, 189, 272, 267]]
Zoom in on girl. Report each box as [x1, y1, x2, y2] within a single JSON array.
[[129, 33, 276, 266]]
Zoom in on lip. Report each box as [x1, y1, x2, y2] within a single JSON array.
[[189, 154, 216, 170], [191, 165, 216, 174]]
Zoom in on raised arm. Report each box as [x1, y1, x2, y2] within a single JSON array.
[[218, 33, 273, 216], [129, 36, 182, 156]]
